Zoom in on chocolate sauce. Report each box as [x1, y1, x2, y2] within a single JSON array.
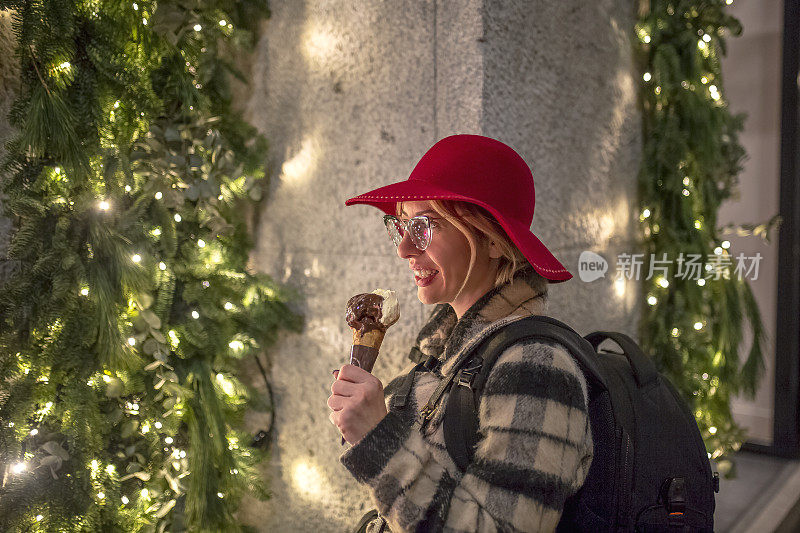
[[345, 293, 386, 334]]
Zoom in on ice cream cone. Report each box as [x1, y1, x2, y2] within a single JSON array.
[[352, 328, 386, 350]]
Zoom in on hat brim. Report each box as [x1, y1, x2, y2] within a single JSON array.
[[345, 180, 572, 283]]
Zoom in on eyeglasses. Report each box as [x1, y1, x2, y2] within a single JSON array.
[[383, 215, 433, 251]]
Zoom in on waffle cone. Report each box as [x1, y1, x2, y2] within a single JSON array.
[[352, 328, 385, 350]]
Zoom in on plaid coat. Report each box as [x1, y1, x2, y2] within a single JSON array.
[[341, 269, 593, 532]]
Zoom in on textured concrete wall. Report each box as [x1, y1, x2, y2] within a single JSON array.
[[241, 1, 641, 530]]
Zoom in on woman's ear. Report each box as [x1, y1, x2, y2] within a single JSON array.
[[488, 241, 503, 259]]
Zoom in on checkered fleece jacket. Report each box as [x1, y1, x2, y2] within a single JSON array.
[[340, 269, 593, 532]]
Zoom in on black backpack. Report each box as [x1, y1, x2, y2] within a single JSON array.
[[439, 315, 719, 532]]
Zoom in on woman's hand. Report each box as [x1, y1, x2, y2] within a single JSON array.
[[328, 364, 388, 445]]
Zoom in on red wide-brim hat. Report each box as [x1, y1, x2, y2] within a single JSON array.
[[345, 135, 572, 282]]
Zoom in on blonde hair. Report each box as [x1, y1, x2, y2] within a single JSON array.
[[397, 199, 531, 288]]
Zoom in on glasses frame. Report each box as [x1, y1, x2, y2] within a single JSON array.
[[383, 214, 433, 251]]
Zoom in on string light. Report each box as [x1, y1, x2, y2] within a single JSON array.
[[131, 254, 142, 263], [217, 492, 224, 498], [714, 247, 723, 255], [36, 515, 43, 521], [682, 188, 690, 196], [121, 496, 129, 504], [191, 310, 200, 319], [30, 428, 38, 436], [154, 421, 163, 429], [643, 72, 652, 82], [11, 462, 26, 474], [128, 337, 136, 346], [159, 262, 167, 270], [125, 185, 132, 192], [709, 426, 718, 434], [198, 239, 206, 248], [702, 34, 711, 43], [194, 24, 202, 31], [694, 220, 702, 229], [174, 214, 182, 222], [658, 278, 669, 288], [132, 2, 138, 10], [219, 20, 227, 26], [721, 240, 730, 249], [647, 295, 658, 306], [154, 192, 163, 200], [152, 228, 161, 236], [165, 436, 174, 444], [80, 287, 89, 296], [224, 302, 233, 310], [697, 278, 706, 286], [642, 208, 651, 218], [141, 488, 149, 499], [694, 322, 704, 330], [671, 328, 680, 337], [98, 200, 110, 210]]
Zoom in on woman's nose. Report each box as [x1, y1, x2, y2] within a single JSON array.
[[397, 232, 420, 259]]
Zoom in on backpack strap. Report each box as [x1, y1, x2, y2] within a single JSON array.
[[584, 331, 658, 387], [443, 315, 607, 471]]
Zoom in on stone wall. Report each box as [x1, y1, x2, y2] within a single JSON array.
[[240, 1, 641, 530], [0, 10, 19, 280]]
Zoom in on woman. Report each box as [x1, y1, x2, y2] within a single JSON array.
[[328, 135, 593, 532]]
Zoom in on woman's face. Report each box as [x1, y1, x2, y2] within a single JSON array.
[[397, 201, 499, 318]]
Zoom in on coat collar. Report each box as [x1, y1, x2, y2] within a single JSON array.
[[407, 267, 549, 372]]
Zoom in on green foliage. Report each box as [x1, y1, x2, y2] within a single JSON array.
[[635, 0, 775, 474], [0, 0, 301, 530]]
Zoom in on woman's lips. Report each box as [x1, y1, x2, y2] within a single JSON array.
[[414, 270, 438, 287]]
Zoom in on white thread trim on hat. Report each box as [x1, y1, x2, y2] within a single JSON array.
[[351, 195, 569, 275]]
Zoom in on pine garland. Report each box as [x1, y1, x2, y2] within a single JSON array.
[[0, 1, 301, 531], [635, 0, 779, 475]]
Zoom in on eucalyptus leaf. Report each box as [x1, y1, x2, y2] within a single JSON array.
[[144, 360, 163, 371], [120, 420, 139, 439], [141, 309, 161, 329], [143, 338, 159, 355], [106, 377, 124, 398], [154, 499, 177, 518], [41, 441, 70, 461]]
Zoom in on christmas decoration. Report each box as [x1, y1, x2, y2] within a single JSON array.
[[635, 0, 779, 475], [0, 1, 301, 531]]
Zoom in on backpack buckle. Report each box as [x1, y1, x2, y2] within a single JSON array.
[[661, 477, 686, 528], [455, 357, 483, 389]]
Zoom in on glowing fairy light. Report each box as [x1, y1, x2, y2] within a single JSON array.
[[36, 515, 43, 521], [98, 200, 110, 210], [694, 220, 702, 229], [11, 462, 27, 474], [121, 496, 129, 504], [174, 214, 182, 222], [132, 254, 142, 263], [80, 288, 89, 296], [141, 488, 149, 499], [714, 247, 723, 255], [159, 262, 167, 270], [217, 492, 224, 498], [197, 239, 206, 248], [30, 428, 38, 436], [219, 20, 227, 26], [152, 228, 161, 236], [224, 302, 233, 310], [194, 24, 202, 31], [154, 421, 163, 429], [125, 185, 132, 192], [697, 278, 706, 286], [229, 340, 244, 351], [106, 464, 115, 475], [658, 278, 669, 288], [154, 191, 162, 200], [721, 240, 730, 249], [671, 328, 680, 337], [694, 322, 704, 330], [141, 422, 150, 434], [191, 310, 200, 319], [642, 208, 651, 218], [647, 295, 658, 306], [702, 34, 711, 43], [165, 436, 173, 444], [709, 426, 718, 434], [128, 337, 136, 346], [643, 72, 652, 82]]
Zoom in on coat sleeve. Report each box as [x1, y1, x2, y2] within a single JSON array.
[[340, 341, 593, 532]]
